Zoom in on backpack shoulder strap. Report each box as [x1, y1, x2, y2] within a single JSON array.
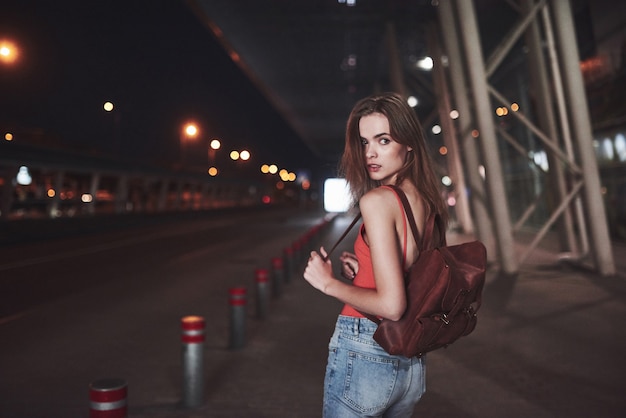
[[322, 211, 361, 261], [386, 185, 436, 251]]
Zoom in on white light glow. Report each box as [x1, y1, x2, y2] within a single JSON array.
[[416, 56, 433, 71], [16, 166, 32, 185], [324, 178, 351, 213]]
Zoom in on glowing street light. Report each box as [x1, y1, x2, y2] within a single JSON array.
[[180, 121, 200, 166], [210, 139, 221, 150], [0, 39, 19, 65], [184, 123, 198, 138]]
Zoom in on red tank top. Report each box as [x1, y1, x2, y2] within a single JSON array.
[[340, 186, 408, 318]]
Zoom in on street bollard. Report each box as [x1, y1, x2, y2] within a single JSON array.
[[89, 378, 128, 418], [254, 268, 270, 319], [271, 256, 284, 297], [229, 287, 247, 349], [181, 315, 205, 408], [283, 246, 294, 284]]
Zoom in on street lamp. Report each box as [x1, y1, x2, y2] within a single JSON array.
[[208, 138, 221, 165], [0, 39, 19, 65], [180, 122, 199, 166], [210, 139, 221, 151], [184, 123, 198, 137]]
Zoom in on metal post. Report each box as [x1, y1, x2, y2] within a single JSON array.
[[255, 268, 270, 319], [437, 0, 494, 254], [283, 246, 294, 284], [229, 287, 247, 349], [271, 257, 284, 297], [455, 0, 518, 274], [541, 5, 589, 257], [521, 0, 577, 255], [426, 22, 473, 234], [157, 178, 169, 212], [174, 180, 184, 210], [115, 175, 128, 214], [89, 378, 128, 418], [181, 315, 205, 408], [385, 21, 407, 97], [48, 170, 65, 218], [550, 0, 615, 276], [87, 173, 100, 215]]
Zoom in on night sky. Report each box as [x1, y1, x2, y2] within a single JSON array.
[[0, 0, 314, 172]]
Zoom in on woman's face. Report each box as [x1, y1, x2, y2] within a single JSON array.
[[358, 112, 412, 185]]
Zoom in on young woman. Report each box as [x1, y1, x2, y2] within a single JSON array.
[[303, 92, 448, 417]]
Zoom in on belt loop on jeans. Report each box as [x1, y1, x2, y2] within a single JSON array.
[[353, 317, 359, 336]]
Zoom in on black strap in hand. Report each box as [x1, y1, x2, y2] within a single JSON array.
[[323, 212, 362, 262]]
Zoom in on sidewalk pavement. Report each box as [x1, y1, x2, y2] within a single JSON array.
[[131, 214, 626, 418]]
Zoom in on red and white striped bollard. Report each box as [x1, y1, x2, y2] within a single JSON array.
[[89, 378, 127, 418], [181, 315, 205, 408]]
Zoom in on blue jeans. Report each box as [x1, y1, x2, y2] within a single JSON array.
[[323, 316, 426, 417]]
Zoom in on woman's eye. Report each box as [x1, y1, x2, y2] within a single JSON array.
[[360, 139, 368, 145], [380, 138, 390, 145]]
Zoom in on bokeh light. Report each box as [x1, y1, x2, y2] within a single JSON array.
[[0, 39, 19, 65]]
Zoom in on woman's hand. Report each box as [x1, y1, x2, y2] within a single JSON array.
[[303, 247, 335, 294], [339, 251, 359, 280]]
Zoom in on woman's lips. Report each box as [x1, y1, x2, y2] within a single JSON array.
[[367, 164, 381, 173]]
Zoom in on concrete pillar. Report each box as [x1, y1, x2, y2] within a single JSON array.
[[115, 175, 129, 214], [157, 178, 169, 212], [385, 21, 407, 97], [521, 0, 578, 254], [455, 0, 518, 274], [87, 173, 100, 215], [437, 0, 494, 254], [48, 170, 65, 218], [550, 0, 615, 275], [426, 22, 473, 234]]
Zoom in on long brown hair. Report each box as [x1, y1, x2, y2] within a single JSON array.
[[339, 92, 447, 223]]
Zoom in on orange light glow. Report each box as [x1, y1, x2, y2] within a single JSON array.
[[0, 40, 19, 65], [184, 123, 198, 137]]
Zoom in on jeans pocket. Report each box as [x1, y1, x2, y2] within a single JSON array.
[[343, 351, 398, 414]]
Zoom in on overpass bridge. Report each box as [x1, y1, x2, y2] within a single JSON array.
[[0, 138, 313, 222]]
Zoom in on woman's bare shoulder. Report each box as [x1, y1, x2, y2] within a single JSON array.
[[358, 188, 404, 228], [359, 186, 398, 211]]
